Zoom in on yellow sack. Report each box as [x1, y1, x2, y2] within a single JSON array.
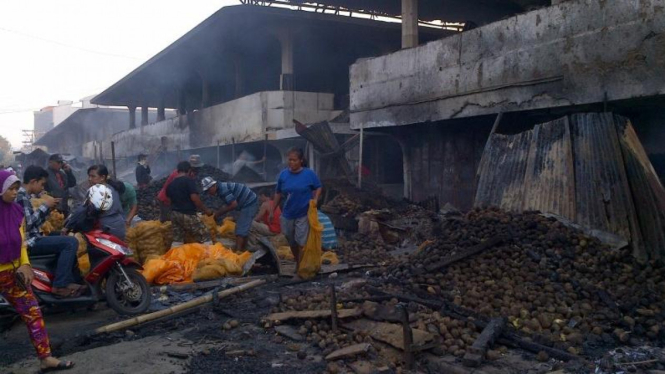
[[297, 200, 323, 280], [321, 251, 339, 265], [277, 246, 295, 261], [200, 214, 218, 243], [78, 254, 90, 275], [218, 217, 236, 239], [142, 258, 170, 284]]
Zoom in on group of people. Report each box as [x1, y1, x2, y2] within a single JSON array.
[[0, 146, 331, 371], [157, 148, 325, 278], [0, 154, 148, 372]]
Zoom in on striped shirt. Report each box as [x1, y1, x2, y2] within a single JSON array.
[[317, 211, 338, 249], [16, 187, 50, 248], [216, 182, 257, 210]]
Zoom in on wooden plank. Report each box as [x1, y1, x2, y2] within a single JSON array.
[[265, 308, 362, 322], [325, 343, 371, 361], [424, 236, 504, 273], [343, 320, 435, 350], [462, 318, 506, 367]]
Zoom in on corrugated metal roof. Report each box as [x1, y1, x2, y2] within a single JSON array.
[[475, 113, 665, 262]]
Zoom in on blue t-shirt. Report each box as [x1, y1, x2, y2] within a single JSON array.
[[276, 168, 322, 219]]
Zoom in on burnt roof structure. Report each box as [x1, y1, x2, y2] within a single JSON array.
[[241, 0, 550, 23], [92, 5, 450, 110]]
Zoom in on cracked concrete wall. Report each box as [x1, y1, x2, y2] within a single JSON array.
[[350, 0, 665, 129]]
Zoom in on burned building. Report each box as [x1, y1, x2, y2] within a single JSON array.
[[348, 0, 665, 209], [90, 4, 449, 183]]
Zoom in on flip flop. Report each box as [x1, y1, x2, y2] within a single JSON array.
[[38, 360, 75, 373], [51, 288, 77, 299]]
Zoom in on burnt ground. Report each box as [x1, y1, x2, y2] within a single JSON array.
[[3, 269, 665, 374]]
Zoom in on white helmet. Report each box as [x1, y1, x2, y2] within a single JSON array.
[[87, 184, 113, 211]]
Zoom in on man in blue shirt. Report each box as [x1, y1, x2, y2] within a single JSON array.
[[202, 177, 258, 252]]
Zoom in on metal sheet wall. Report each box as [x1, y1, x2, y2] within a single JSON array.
[[475, 113, 665, 262]]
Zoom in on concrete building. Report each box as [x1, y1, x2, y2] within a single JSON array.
[[90, 4, 451, 183], [349, 0, 665, 209], [34, 107, 170, 158], [33, 100, 79, 141]]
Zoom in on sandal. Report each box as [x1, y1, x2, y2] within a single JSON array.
[[38, 360, 75, 373], [66, 283, 87, 295], [52, 288, 77, 298]]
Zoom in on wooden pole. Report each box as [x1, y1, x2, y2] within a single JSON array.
[[231, 137, 236, 164], [217, 140, 221, 169], [262, 134, 268, 180], [111, 141, 117, 179], [94, 279, 266, 335], [358, 123, 364, 189], [330, 283, 338, 333], [397, 303, 414, 369]]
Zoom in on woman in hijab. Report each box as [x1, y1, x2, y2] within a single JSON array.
[[0, 170, 74, 372]]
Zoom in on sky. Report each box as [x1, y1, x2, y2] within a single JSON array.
[[0, 0, 239, 149]]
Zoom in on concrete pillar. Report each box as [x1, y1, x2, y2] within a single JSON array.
[[128, 106, 136, 129], [401, 0, 418, 49], [141, 106, 149, 126], [178, 89, 187, 115], [277, 28, 294, 91], [157, 105, 166, 122]]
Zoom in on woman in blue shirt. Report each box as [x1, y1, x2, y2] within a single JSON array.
[[271, 148, 321, 278]]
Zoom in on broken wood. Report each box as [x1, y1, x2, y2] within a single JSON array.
[[343, 319, 435, 351], [361, 301, 401, 323], [325, 343, 371, 361], [274, 325, 304, 341], [424, 236, 505, 273], [94, 279, 266, 335], [463, 318, 506, 367], [225, 349, 256, 357], [397, 304, 414, 369], [330, 284, 339, 332], [165, 352, 189, 359], [365, 287, 579, 362], [265, 308, 362, 323]]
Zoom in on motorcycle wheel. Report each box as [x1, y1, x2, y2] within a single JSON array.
[[105, 268, 151, 316]]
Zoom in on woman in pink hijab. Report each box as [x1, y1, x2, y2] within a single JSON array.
[[0, 170, 74, 373]]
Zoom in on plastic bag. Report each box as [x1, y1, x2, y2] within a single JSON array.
[[321, 251, 339, 265], [297, 200, 323, 280], [218, 217, 236, 239]]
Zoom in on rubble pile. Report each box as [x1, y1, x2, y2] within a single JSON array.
[[338, 234, 399, 266], [321, 179, 400, 218], [383, 208, 665, 355], [136, 165, 231, 221]]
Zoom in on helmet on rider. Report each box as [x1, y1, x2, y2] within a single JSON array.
[[87, 184, 113, 212]]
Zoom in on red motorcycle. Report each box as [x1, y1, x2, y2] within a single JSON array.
[[0, 230, 151, 320]]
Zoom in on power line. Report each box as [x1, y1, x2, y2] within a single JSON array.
[[0, 26, 141, 60]]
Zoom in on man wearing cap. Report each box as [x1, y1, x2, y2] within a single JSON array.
[[45, 154, 77, 216], [202, 177, 258, 252], [157, 155, 203, 222]]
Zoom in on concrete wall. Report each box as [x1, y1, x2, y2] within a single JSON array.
[[350, 0, 665, 129], [94, 91, 336, 160], [33, 110, 53, 140], [86, 114, 190, 160]]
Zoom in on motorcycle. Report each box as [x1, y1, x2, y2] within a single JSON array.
[[0, 229, 151, 325]]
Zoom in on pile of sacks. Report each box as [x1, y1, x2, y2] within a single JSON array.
[[142, 243, 251, 285], [126, 221, 173, 263]]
